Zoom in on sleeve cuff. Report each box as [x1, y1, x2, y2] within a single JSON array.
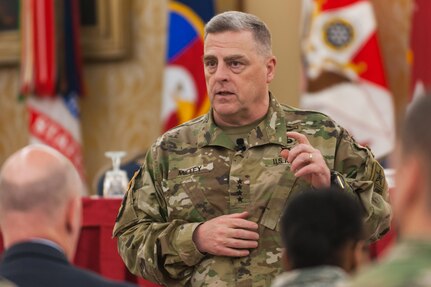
[[173, 222, 206, 266]]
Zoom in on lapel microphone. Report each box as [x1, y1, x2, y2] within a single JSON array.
[[235, 138, 246, 152]]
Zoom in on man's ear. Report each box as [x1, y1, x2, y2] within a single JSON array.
[[65, 196, 82, 237], [61, 196, 82, 261], [281, 248, 293, 271], [352, 240, 368, 273], [338, 240, 367, 274], [266, 56, 276, 83]]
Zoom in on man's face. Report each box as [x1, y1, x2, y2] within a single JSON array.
[[203, 30, 275, 126]]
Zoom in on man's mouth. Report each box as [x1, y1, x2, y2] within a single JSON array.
[[215, 91, 235, 96]]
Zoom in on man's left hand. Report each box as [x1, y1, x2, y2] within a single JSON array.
[[280, 132, 330, 189]]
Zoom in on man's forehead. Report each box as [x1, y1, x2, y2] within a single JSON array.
[[205, 30, 254, 47], [205, 29, 253, 38], [204, 34, 258, 59], [203, 53, 247, 60]]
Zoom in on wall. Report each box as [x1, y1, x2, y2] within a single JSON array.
[[0, 67, 26, 163], [0, 0, 168, 194], [81, 0, 167, 191], [244, 0, 302, 107]]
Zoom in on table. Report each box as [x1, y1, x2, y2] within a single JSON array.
[[0, 197, 159, 287]]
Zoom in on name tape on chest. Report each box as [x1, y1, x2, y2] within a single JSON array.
[[177, 163, 214, 176]]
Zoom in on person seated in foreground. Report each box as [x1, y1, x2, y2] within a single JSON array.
[[271, 188, 366, 287], [0, 144, 136, 287]]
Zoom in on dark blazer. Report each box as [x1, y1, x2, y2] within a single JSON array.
[[0, 242, 137, 287]]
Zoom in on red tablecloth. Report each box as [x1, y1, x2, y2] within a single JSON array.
[[0, 197, 160, 287]]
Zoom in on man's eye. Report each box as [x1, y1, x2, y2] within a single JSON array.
[[205, 60, 217, 68], [229, 61, 245, 73]]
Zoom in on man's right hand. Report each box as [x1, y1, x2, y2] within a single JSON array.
[[192, 211, 259, 257]]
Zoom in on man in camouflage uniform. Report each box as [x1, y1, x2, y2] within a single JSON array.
[[348, 95, 431, 287], [113, 11, 391, 287], [271, 189, 366, 287]]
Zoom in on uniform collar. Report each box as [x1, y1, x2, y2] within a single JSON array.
[[272, 266, 348, 287], [197, 93, 289, 150]]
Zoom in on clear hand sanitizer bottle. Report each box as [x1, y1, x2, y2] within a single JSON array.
[[103, 151, 129, 197]]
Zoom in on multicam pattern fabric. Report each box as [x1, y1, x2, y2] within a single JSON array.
[[113, 95, 391, 287], [271, 266, 348, 287], [348, 240, 431, 287]]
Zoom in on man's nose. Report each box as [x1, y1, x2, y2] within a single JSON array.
[[213, 63, 229, 82]]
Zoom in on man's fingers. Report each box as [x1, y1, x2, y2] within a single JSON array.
[[286, 144, 314, 163], [226, 211, 250, 219], [287, 132, 310, 145], [290, 152, 314, 172], [222, 212, 258, 230], [229, 228, 260, 240], [224, 238, 259, 249], [293, 163, 318, 177], [280, 148, 289, 159], [193, 212, 261, 256], [229, 218, 259, 230], [282, 132, 330, 189], [217, 246, 251, 257]]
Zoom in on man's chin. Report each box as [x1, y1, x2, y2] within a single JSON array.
[[213, 104, 238, 116]]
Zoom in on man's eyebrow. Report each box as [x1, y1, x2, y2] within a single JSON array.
[[202, 54, 247, 62], [203, 55, 216, 61], [224, 55, 246, 62]]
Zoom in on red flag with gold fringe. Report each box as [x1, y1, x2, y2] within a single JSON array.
[[301, 0, 395, 159], [20, 0, 86, 190]]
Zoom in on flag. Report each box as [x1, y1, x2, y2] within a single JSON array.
[[301, 0, 395, 159], [161, 0, 214, 132], [20, 0, 86, 191], [410, 0, 431, 102]]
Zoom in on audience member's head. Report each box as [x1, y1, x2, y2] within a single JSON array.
[[394, 94, 431, 238], [280, 188, 365, 274], [0, 144, 83, 260]]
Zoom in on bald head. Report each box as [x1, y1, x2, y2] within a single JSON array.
[[0, 144, 82, 217]]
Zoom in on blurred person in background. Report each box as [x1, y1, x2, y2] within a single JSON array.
[[0, 144, 136, 287], [349, 94, 431, 287]]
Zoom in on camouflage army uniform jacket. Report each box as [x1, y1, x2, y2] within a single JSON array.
[[348, 240, 431, 287], [113, 95, 391, 287], [271, 266, 348, 287]]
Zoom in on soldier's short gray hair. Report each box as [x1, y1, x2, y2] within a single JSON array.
[[204, 11, 272, 56]]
